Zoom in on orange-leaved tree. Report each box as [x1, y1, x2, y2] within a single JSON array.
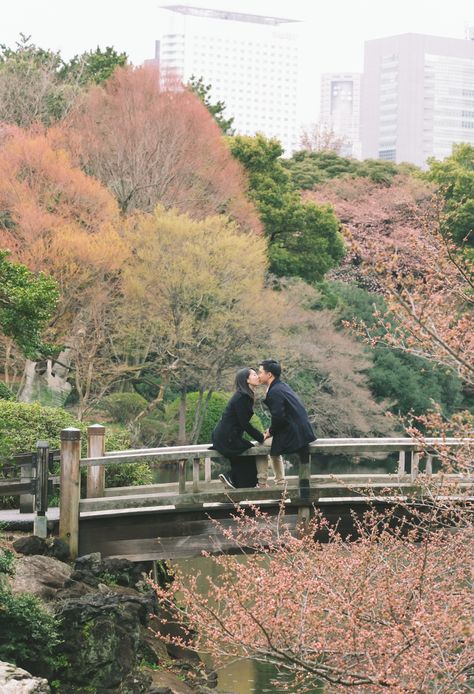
[[61, 65, 260, 231], [0, 126, 128, 413]]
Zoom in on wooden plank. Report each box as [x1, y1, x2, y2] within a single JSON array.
[[0, 481, 32, 496]]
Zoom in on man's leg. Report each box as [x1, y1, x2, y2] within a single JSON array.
[[269, 454, 285, 484], [263, 436, 285, 485]]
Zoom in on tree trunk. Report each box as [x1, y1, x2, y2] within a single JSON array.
[[178, 386, 187, 445]]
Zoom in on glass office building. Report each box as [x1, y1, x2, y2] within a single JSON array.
[[361, 33, 474, 166]]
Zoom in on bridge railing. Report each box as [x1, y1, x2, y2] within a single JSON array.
[[57, 425, 471, 558]]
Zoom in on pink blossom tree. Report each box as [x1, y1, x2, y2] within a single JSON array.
[[152, 504, 473, 693]]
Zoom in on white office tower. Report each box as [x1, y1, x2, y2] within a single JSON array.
[[320, 73, 362, 158], [361, 32, 474, 167], [153, 5, 301, 154]]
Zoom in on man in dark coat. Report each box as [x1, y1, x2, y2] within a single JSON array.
[[258, 359, 316, 498]]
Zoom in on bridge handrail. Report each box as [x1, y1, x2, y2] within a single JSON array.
[[56, 426, 472, 560], [101, 437, 466, 458]]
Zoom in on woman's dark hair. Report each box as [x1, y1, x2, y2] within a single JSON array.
[[235, 367, 255, 400], [259, 359, 281, 379]]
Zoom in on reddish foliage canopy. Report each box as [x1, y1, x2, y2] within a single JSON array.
[[61, 66, 261, 231]]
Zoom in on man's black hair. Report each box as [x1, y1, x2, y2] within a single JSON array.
[[259, 359, 281, 379]]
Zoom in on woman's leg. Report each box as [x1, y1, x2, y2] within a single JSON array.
[[230, 455, 258, 488]]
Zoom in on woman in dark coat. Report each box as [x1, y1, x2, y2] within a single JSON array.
[[211, 367, 264, 488]]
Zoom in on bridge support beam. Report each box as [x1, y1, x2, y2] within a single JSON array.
[[87, 425, 105, 498], [59, 428, 81, 559]]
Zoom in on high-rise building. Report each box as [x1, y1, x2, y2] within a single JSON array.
[[320, 72, 362, 158], [361, 32, 474, 166], [151, 5, 301, 154]]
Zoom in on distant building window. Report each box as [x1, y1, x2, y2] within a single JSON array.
[[379, 149, 396, 161]]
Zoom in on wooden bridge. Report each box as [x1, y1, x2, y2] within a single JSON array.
[[1, 426, 472, 561]]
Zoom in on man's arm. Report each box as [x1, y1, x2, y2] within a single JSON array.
[[266, 388, 287, 435]]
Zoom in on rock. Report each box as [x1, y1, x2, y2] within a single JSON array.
[[12, 536, 47, 556], [44, 537, 70, 562], [118, 668, 153, 693], [54, 592, 153, 690], [0, 660, 50, 693], [10, 555, 73, 602], [12, 536, 70, 563]]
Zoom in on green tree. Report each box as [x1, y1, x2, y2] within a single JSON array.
[[61, 45, 128, 85], [0, 251, 59, 357], [426, 142, 474, 248], [0, 34, 74, 126], [229, 134, 345, 282], [0, 36, 128, 127], [284, 150, 419, 190], [321, 280, 469, 418], [188, 75, 235, 134]]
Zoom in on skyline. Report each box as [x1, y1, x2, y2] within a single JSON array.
[[3, 1, 474, 124]]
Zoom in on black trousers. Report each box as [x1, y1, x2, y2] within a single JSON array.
[[228, 455, 258, 488]]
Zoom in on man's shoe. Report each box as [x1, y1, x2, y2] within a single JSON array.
[[219, 473, 236, 489]]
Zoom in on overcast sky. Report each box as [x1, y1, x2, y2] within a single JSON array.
[[3, 0, 474, 121]]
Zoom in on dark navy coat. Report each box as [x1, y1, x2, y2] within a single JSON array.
[[211, 391, 264, 457], [264, 380, 316, 456]]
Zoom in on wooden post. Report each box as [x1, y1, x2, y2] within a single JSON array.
[[34, 441, 49, 539], [59, 428, 81, 559], [398, 450, 406, 476], [204, 456, 212, 484], [178, 459, 186, 494], [192, 458, 200, 493], [411, 451, 420, 481], [298, 456, 311, 502], [19, 456, 34, 514], [86, 425, 105, 498], [298, 449, 312, 526], [425, 454, 433, 476]]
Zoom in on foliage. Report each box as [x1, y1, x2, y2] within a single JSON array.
[[188, 75, 234, 135], [264, 280, 393, 438], [164, 390, 264, 445], [426, 142, 474, 248], [322, 281, 468, 417], [0, 251, 59, 358], [0, 548, 15, 575], [153, 505, 473, 693], [0, 36, 128, 128], [0, 400, 78, 460], [61, 45, 128, 86], [0, 381, 14, 400], [309, 175, 474, 386], [229, 134, 345, 282], [0, 127, 128, 415], [100, 392, 148, 424], [0, 587, 64, 677], [114, 206, 277, 428], [65, 65, 259, 230], [0, 34, 78, 126], [105, 461, 153, 488], [285, 150, 419, 190]]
